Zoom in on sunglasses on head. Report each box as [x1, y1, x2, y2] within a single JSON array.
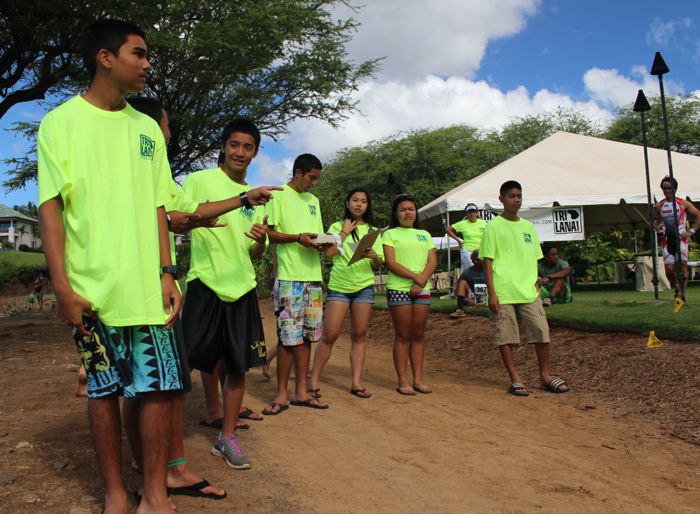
[[394, 193, 415, 200]]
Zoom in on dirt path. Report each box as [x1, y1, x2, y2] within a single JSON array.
[[0, 301, 698, 513]]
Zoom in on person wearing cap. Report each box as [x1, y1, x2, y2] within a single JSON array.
[[446, 203, 488, 271], [450, 249, 487, 318]]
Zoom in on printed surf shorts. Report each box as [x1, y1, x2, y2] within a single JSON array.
[[387, 288, 431, 306], [273, 280, 324, 346], [73, 317, 186, 399]]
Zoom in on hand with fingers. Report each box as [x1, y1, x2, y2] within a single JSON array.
[[341, 217, 357, 235], [167, 211, 202, 233], [245, 215, 269, 244], [409, 283, 423, 298], [191, 216, 227, 229], [56, 289, 96, 337], [161, 274, 182, 328], [298, 233, 321, 250], [247, 186, 284, 206]]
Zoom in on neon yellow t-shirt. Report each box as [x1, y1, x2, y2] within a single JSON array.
[[265, 184, 324, 282], [382, 227, 436, 292], [165, 186, 198, 265], [480, 215, 543, 304], [327, 221, 384, 293], [38, 96, 174, 326], [452, 218, 487, 250], [183, 168, 263, 302]]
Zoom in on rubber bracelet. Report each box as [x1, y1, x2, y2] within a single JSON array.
[[297, 233, 302, 242]]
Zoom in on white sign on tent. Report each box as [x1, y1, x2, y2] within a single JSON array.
[[478, 206, 585, 241]]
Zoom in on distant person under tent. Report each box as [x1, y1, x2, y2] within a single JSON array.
[[446, 203, 487, 271], [450, 250, 487, 318], [538, 245, 572, 307]]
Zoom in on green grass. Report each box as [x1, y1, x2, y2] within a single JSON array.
[[374, 284, 700, 341], [0, 252, 46, 267]]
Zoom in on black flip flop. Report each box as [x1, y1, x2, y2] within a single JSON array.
[[262, 402, 289, 416], [290, 398, 329, 409], [199, 418, 223, 429], [238, 408, 263, 421], [168, 480, 227, 500], [350, 388, 372, 398]]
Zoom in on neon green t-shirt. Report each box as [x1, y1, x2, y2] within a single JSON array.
[[480, 215, 543, 304], [165, 186, 198, 265], [183, 168, 263, 302], [266, 184, 324, 282], [327, 221, 384, 293], [452, 218, 487, 250], [382, 227, 436, 292], [37, 96, 174, 326]]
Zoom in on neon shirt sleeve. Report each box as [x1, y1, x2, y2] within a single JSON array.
[[152, 130, 175, 208], [37, 113, 68, 205]]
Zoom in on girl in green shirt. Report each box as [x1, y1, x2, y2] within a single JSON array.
[[309, 189, 383, 399], [383, 194, 437, 396]]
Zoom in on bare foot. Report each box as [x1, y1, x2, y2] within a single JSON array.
[[75, 364, 88, 397], [168, 465, 226, 499], [135, 487, 177, 512]]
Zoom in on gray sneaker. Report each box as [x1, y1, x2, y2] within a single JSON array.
[[211, 432, 250, 470]]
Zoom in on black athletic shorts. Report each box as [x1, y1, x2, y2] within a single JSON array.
[[173, 317, 192, 393], [182, 279, 266, 374]]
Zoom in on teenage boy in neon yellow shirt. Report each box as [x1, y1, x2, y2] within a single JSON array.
[[263, 154, 331, 414], [481, 180, 568, 397], [447, 203, 487, 270], [38, 20, 180, 513], [181, 119, 272, 470]]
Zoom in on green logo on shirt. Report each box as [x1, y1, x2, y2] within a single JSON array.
[[308, 205, 317, 216], [139, 134, 155, 160], [240, 206, 255, 221], [416, 234, 427, 242], [523, 233, 532, 243]]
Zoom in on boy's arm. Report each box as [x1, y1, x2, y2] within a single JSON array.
[[193, 185, 283, 220], [157, 206, 181, 328], [39, 197, 95, 336], [483, 258, 499, 314], [246, 214, 269, 260], [267, 227, 321, 249]]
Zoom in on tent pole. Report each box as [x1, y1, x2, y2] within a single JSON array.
[[446, 210, 452, 296]]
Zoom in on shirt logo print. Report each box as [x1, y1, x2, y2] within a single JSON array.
[[239, 206, 255, 221], [308, 205, 317, 216], [139, 134, 155, 160], [523, 233, 532, 243], [416, 234, 427, 242]]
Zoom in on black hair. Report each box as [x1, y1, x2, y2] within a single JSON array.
[[293, 153, 323, 176], [127, 96, 163, 123], [220, 119, 261, 149], [660, 176, 678, 191], [542, 243, 558, 255], [389, 194, 420, 229], [342, 188, 375, 241], [499, 180, 522, 196], [80, 19, 146, 79]]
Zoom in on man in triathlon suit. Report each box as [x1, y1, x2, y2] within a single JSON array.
[[653, 176, 700, 301]]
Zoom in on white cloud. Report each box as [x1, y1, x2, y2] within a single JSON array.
[[248, 154, 293, 186], [277, 75, 613, 163], [335, 0, 540, 81], [583, 66, 685, 107], [646, 17, 693, 47]]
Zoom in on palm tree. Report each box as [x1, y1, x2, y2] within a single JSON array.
[[16, 225, 27, 250]]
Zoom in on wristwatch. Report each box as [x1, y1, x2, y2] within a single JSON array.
[[160, 265, 179, 278], [239, 191, 252, 209]]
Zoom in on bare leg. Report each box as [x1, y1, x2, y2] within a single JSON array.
[[88, 396, 127, 514], [349, 302, 372, 391], [269, 344, 293, 407], [137, 391, 174, 514], [409, 304, 430, 391], [122, 397, 142, 469], [390, 305, 414, 392], [665, 263, 677, 291], [498, 344, 522, 385], [201, 360, 225, 423], [294, 342, 311, 400], [222, 373, 245, 437], [310, 301, 350, 391]]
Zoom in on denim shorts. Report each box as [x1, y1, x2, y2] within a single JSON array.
[[387, 288, 431, 306], [326, 286, 375, 304]]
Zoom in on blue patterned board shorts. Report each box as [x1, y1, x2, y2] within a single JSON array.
[[273, 280, 324, 346], [73, 317, 185, 399]]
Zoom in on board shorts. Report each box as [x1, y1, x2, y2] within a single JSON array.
[[387, 288, 431, 306], [73, 317, 186, 399], [326, 285, 375, 304], [273, 280, 324, 347], [182, 279, 266, 375], [489, 298, 550, 346], [539, 282, 572, 304]]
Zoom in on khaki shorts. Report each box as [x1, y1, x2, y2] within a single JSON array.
[[489, 299, 550, 346]]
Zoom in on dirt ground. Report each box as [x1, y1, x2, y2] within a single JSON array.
[[0, 299, 698, 513]]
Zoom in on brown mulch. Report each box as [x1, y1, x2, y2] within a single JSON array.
[[369, 310, 700, 446]]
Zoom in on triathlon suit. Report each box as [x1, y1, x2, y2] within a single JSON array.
[[659, 198, 688, 264]]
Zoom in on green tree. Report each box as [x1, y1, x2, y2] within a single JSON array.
[[3, 1, 379, 190], [603, 94, 700, 155], [12, 201, 38, 218]]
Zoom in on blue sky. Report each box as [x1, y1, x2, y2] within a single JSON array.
[[2, 0, 699, 209]]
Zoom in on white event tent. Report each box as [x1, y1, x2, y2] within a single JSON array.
[[419, 131, 700, 239]]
